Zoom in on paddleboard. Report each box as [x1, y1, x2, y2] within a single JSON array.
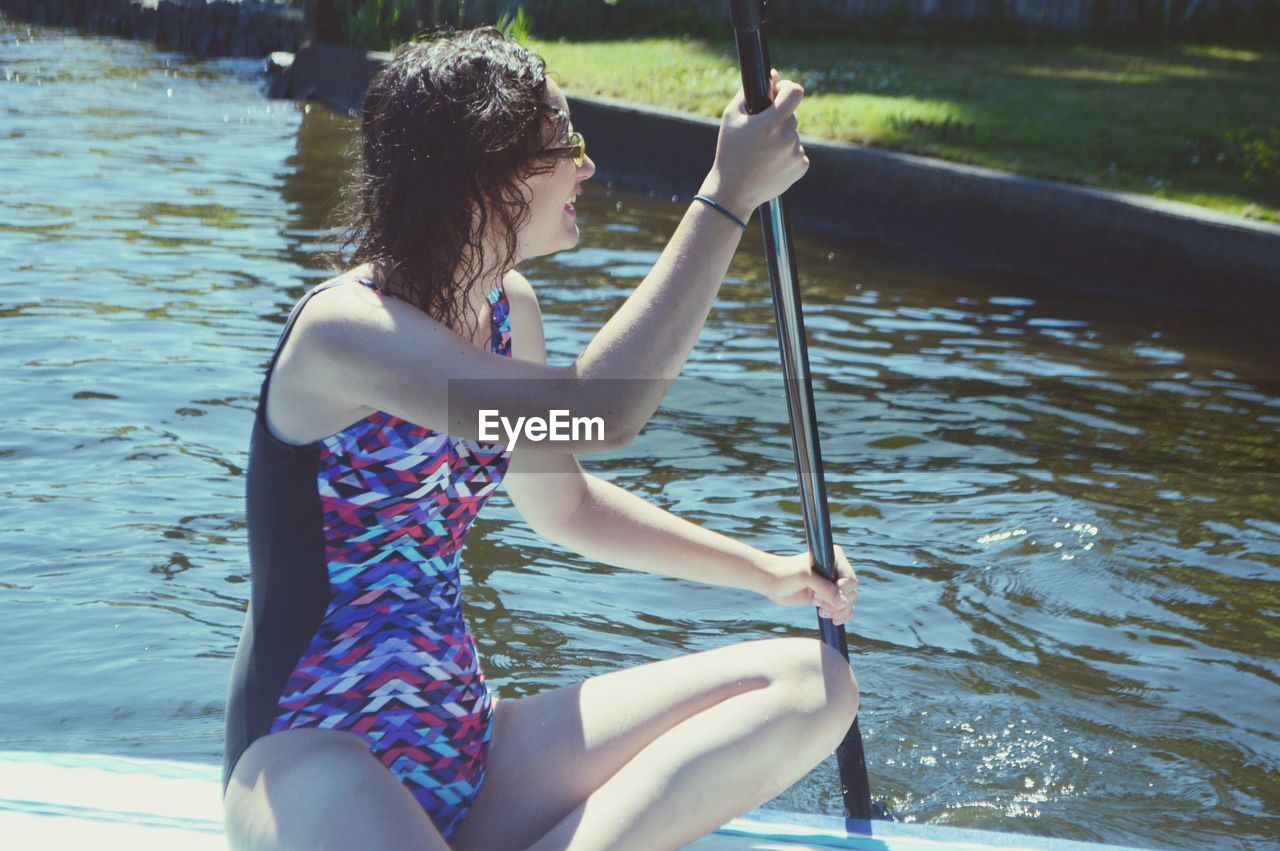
[[0, 751, 1147, 850]]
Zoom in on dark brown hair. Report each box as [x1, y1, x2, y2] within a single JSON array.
[[326, 26, 565, 335]]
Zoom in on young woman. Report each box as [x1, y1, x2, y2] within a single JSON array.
[[223, 26, 859, 851]]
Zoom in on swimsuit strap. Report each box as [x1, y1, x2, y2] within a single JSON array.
[[356, 277, 510, 355], [356, 277, 505, 305]]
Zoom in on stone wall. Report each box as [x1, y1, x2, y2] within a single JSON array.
[[0, 0, 311, 57]]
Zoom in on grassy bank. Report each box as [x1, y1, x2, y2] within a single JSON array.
[[528, 37, 1280, 223]]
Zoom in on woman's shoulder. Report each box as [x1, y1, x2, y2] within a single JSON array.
[[501, 268, 536, 304], [287, 269, 431, 373], [300, 266, 542, 357], [502, 269, 547, 363], [303, 266, 402, 323], [311, 264, 380, 300]]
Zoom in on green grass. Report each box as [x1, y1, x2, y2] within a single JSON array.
[[528, 37, 1280, 222]]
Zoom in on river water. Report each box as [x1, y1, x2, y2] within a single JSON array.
[[1, 17, 1277, 850]]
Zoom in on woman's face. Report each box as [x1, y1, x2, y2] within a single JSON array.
[[513, 79, 595, 263]]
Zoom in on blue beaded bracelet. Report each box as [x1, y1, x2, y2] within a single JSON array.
[[693, 194, 748, 230]]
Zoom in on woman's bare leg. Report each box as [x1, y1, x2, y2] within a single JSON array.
[[223, 727, 451, 851], [452, 636, 858, 851]]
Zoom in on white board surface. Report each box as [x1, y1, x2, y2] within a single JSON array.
[[0, 751, 1147, 850]]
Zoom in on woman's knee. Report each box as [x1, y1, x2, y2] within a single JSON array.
[[817, 639, 861, 723], [761, 637, 860, 725]]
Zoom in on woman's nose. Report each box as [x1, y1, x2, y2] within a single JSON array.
[[579, 153, 596, 178]]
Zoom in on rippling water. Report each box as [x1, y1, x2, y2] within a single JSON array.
[[2, 18, 1277, 850]]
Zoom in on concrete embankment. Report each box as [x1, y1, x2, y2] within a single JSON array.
[[278, 42, 1280, 334]]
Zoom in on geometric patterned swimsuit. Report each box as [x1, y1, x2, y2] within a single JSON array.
[[222, 276, 512, 839]]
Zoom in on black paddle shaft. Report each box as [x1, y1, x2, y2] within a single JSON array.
[[727, 0, 874, 822]]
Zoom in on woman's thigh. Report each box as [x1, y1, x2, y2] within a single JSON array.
[[224, 727, 450, 851], [451, 636, 853, 850]]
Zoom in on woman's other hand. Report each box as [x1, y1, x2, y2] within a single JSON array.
[[758, 546, 857, 626], [705, 69, 809, 222]]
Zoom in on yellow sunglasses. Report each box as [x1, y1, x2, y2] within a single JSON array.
[[544, 128, 587, 167]]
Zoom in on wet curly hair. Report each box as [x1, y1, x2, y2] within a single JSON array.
[[326, 26, 566, 335]]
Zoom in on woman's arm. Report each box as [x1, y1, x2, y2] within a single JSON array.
[[540, 470, 860, 616], [512, 460, 765, 595], [502, 273, 856, 623], [509, 463, 856, 625]]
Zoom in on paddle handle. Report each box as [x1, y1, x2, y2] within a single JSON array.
[[728, 0, 875, 822], [728, 0, 836, 594]]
